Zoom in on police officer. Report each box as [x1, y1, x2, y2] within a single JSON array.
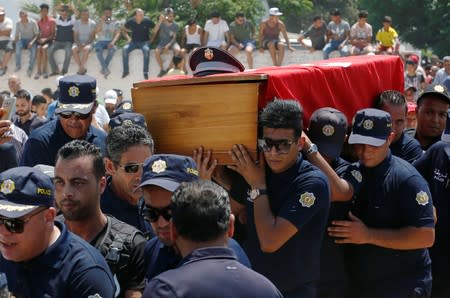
[[229, 99, 330, 297], [143, 180, 282, 298], [328, 108, 435, 298], [137, 154, 250, 281], [102, 125, 154, 234], [375, 90, 423, 163], [54, 140, 147, 298], [20, 74, 106, 166], [406, 84, 450, 150], [414, 109, 450, 297], [0, 167, 115, 297]]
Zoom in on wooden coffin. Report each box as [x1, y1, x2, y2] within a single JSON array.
[[132, 74, 268, 165]]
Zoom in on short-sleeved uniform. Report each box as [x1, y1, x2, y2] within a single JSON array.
[[318, 157, 362, 298], [0, 221, 115, 297], [101, 177, 153, 235], [125, 18, 155, 42], [19, 119, 106, 167], [414, 141, 450, 297], [348, 153, 434, 298], [390, 131, 423, 163], [144, 237, 251, 281], [143, 247, 282, 298], [243, 155, 330, 298]]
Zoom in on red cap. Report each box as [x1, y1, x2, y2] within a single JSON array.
[[407, 55, 419, 64], [407, 102, 417, 113]]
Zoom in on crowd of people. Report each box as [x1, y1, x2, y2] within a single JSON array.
[[0, 3, 450, 298]]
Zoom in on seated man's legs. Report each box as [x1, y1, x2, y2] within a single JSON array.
[[62, 41, 72, 74], [322, 40, 339, 59], [104, 43, 116, 72], [122, 41, 139, 77], [263, 39, 279, 66], [95, 41, 108, 73], [49, 41, 62, 74], [141, 42, 150, 78], [154, 46, 164, 75], [15, 39, 26, 71], [339, 44, 349, 57], [28, 43, 37, 76], [275, 41, 286, 66], [244, 41, 255, 69], [80, 44, 91, 72], [0, 40, 13, 75], [72, 44, 82, 73]]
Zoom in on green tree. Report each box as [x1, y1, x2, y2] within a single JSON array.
[[358, 0, 450, 57]]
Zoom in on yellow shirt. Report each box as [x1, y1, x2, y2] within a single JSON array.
[[376, 27, 398, 46]]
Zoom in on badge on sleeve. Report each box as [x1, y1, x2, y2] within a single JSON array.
[[299, 192, 316, 208], [415, 191, 429, 206], [351, 170, 362, 183]]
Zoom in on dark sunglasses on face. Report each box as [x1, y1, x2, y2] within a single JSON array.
[[115, 162, 144, 173], [0, 207, 47, 234], [140, 204, 172, 223], [58, 111, 91, 120], [258, 138, 296, 154]]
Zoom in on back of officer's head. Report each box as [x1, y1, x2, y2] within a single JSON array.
[[56, 140, 105, 181], [171, 180, 230, 242], [105, 124, 154, 163], [259, 99, 304, 138]]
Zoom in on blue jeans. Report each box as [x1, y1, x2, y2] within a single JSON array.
[[122, 41, 150, 74], [323, 40, 349, 59], [95, 40, 116, 71], [15, 39, 37, 71], [49, 40, 73, 73]]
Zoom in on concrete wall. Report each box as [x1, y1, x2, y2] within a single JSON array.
[[1, 47, 332, 100]]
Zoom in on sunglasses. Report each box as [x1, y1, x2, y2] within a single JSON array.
[[115, 162, 144, 173], [258, 138, 297, 154], [58, 111, 91, 120], [140, 204, 172, 222], [0, 207, 47, 234]]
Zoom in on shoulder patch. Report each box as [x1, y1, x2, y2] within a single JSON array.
[[351, 170, 362, 183], [299, 192, 316, 208], [415, 191, 429, 206]]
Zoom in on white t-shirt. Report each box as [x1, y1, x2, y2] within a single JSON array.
[[204, 19, 228, 45], [0, 17, 13, 41], [95, 104, 110, 129], [350, 22, 373, 40]]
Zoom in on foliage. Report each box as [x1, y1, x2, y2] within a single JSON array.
[[358, 0, 450, 58]]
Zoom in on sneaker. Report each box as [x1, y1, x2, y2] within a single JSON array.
[[144, 72, 149, 80], [49, 71, 59, 76], [122, 71, 129, 79], [104, 68, 111, 79], [43, 73, 49, 79], [34, 73, 41, 80], [27, 69, 32, 77], [157, 70, 166, 77]]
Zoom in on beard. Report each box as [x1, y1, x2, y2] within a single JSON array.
[[16, 109, 30, 117]]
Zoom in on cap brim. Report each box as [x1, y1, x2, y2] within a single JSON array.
[[136, 178, 180, 192], [417, 92, 450, 105], [55, 102, 94, 115], [348, 133, 386, 146], [105, 99, 117, 105], [0, 200, 40, 219]]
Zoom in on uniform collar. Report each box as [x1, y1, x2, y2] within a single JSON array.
[[180, 247, 236, 267], [23, 221, 69, 269], [360, 151, 392, 176], [267, 153, 303, 180]]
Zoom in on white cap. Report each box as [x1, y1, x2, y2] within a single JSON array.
[[104, 89, 118, 105], [56, 75, 64, 87], [269, 7, 283, 16]]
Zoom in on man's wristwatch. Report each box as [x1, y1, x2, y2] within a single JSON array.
[[247, 188, 268, 202], [306, 143, 318, 155]]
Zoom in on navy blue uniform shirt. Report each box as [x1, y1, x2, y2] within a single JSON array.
[[19, 119, 106, 166], [101, 177, 153, 235], [143, 247, 282, 298], [144, 237, 251, 281], [244, 154, 330, 298], [0, 221, 115, 297], [390, 131, 423, 163], [349, 152, 434, 298], [414, 141, 450, 296]]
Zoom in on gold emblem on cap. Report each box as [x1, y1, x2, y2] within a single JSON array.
[[68, 86, 80, 98], [0, 179, 15, 195], [299, 192, 316, 208], [122, 119, 133, 126], [122, 102, 132, 110], [351, 170, 362, 183], [416, 191, 429, 206], [204, 48, 214, 60], [152, 160, 167, 174], [434, 85, 445, 93], [186, 167, 199, 176], [363, 119, 374, 130], [322, 125, 335, 136]]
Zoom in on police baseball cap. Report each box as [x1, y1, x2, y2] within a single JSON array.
[[308, 107, 348, 159], [442, 109, 450, 142], [416, 84, 450, 105], [189, 47, 244, 77], [0, 167, 54, 218], [348, 108, 392, 147], [104, 89, 118, 105], [33, 164, 55, 178], [137, 154, 199, 192], [55, 75, 97, 115], [109, 112, 147, 130], [112, 99, 134, 117]]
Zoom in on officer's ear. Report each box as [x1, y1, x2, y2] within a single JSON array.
[[297, 136, 305, 152], [227, 214, 235, 238], [104, 157, 116, 175], [98, 175, 107, 195], [386, 132, 395, 146]]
